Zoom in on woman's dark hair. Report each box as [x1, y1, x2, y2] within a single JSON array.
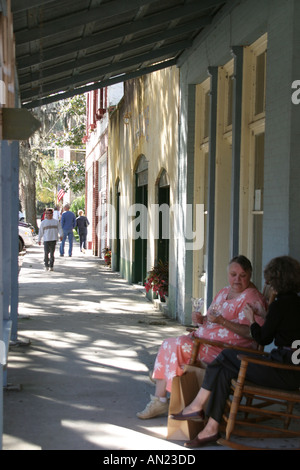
[[229, 255, 252, 274], [264, 256, 300, 294]]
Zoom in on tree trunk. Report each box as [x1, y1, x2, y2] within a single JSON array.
[[19, 143, 38, 232], [25, 180, 37, 232]]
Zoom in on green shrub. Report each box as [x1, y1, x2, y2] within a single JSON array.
[[70, 195, 85, 216]]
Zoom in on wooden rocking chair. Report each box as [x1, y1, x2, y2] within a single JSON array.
[[215, 354, 300, 450], [167, 336, 267, 441]]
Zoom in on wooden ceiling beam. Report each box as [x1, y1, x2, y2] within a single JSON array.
[[17, 18, 207, 71], [14, 0, 221, 44], [22, 58, 177, 108], [20, 42, 187, 98], [14, 0, 156, 44], [19, 39, 192, 86]]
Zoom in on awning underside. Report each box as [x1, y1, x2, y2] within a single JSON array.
[[12, 0, 227, 107]]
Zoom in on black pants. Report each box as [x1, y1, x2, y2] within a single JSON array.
[[44, 240, 56, 268], [79, 231, 87, 250], [202, 349, 300, 423]]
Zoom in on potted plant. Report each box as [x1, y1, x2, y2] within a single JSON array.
[[144, 260, 168, 301], [102, 247, 111, 266]]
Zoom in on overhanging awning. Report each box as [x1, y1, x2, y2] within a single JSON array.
[[12, 0, 228, 108]]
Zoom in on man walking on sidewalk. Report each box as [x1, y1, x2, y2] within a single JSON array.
[[38, 208, 63, 271], [60, 203, 76, 257]]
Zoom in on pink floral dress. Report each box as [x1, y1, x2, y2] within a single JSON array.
[[152, 286, 266, 392]]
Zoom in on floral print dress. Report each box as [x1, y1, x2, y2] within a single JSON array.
[[152, 286, 266, 392]]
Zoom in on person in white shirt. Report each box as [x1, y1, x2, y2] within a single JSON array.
[[38, 208, 63, 271], [53, 205, 61, 221]]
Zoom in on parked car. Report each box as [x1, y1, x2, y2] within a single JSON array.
[[19, 220, 36, 235], [19, 223, 34, 252]]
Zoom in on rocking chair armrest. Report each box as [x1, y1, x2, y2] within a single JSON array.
[[237, 354, 300, 371], [189, 336, 266, 366], [192, 337, 266, 355]]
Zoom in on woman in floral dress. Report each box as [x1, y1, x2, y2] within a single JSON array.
[[137, 255, 267, 420]]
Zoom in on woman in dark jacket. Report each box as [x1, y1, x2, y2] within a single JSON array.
[[75, 210, 89, 253], [171, 255, 300, 448]]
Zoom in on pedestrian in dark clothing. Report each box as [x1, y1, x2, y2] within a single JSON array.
[[76, 210, 89, 253]]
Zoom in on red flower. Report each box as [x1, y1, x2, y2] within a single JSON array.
[[144, 260, 168, 299]]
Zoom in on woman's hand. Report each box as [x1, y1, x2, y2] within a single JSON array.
[[207, 308, 223, 325], [244, 303, 255, 324], [192, 311, 204, 325], [252, 300, 267, 319]]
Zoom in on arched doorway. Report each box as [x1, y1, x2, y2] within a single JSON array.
[[133, 155, 148, 284], [115, 178, 121, 272], [157, 169, 170, 265]]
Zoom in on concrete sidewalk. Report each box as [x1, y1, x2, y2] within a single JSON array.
[[3, 244, 299, 451], [3, 243, 190, 451]]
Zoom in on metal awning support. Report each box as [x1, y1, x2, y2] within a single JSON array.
[[0, 119, 39, 449], [206, 66, 218, 306], [0, 139, 17, 447], [0, 141, 3, 450], [2, 142, 12, 326], [0, 141, 19, 387], [230, 46, 244, 258], [9, 141, 20, 344]]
